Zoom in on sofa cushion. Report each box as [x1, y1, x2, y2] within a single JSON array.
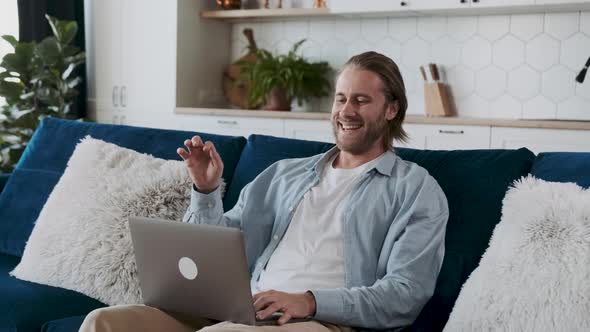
[[530, 152, 590, 188], [41, 316, 86, 332], [224, 135, 334, 210], [397, 147, 536, 331], [0, 253, 105, 332], [15, 118, 246, 180], [445, 176, 590, 331], [0, 118, 246, 257], [12, 137, 201, 306]]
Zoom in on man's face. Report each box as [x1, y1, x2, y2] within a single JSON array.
[[331, 67, 397, 155]]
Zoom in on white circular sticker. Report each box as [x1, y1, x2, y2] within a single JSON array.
[[178, 257, 198, 280]]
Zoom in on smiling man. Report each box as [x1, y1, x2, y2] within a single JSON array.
[[80, 52, 449, 332]]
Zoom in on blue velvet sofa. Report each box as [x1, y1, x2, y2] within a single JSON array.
[[0, 118, 588, 332]]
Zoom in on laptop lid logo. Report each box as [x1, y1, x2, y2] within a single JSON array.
[[178, 257, 198, 280]]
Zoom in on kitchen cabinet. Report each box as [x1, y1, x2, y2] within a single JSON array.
[[262, 119, 494, 150], [330, 0, 406, 13], [490, 127, 590, 153], [472, 0, 535, 7], [393, 0, 468, 10], [85, 0, 121, 124], [120, 0, 177, 120], [535, 0, 588, 4], [328, 0, 473, 12], [401, 124, 492, 150], [85, 0, 177, 125], [174, 115, 493, 151], [284, 120, 335, 143], [397, 124, 428, 149], [393, 0, 536, 11], [85, 0, 229, 126], [178, 115, 285, 138], [135, 110, 590, 152]]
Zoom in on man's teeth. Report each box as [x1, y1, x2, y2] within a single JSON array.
[[340, 123, 362, 130]]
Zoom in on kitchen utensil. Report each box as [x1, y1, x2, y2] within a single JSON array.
[[429, 63, 440, 82], [420, 66, 428, 82], [423, 63, 453, 117]]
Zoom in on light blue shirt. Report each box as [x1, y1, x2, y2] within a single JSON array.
[[184, 147, 449, 330]]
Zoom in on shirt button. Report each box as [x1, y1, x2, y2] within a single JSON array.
[[288, 206, 294, 212], [207, 202, 213, 208], [273, 235, 279, 241]]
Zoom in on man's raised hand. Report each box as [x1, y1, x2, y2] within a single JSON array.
[[177, 136, 224, 194]]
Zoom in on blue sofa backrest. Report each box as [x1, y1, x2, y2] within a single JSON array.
[[224, 135, 335, 210], [530, 152, 590, 188], [396, 147, 535, 331], [0, 118, 246, 257]]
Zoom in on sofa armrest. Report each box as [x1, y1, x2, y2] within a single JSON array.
[[0, 173, 10, 194]]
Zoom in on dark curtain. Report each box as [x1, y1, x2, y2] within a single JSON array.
[[17, 0, 86, 119]]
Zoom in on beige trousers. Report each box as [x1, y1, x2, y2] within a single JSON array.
[[79, 305, 353, 332]]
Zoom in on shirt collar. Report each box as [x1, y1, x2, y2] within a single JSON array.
[[308, 146, 397, 177]]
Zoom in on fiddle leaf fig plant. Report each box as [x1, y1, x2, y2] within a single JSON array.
[[238, 39, 332, 110], [0, 14, 85, 173]]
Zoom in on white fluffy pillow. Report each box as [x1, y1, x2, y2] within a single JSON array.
[[11, 136, 220, 305], [444, 176, 590, 331]]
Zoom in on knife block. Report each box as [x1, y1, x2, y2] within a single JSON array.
[[424, 82, 452, 117]]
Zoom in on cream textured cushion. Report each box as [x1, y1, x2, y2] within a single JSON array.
[[10, 137, 218, 305], [444, 176, 590, 331]]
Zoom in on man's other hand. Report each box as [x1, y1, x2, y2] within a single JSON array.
[[177, 135, 224, 193], [253, 290, 316, 325]]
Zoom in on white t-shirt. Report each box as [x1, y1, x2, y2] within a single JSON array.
[[253, 152, 384, 294]]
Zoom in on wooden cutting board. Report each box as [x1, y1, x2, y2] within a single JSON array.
[[222, 28, 261, 109]]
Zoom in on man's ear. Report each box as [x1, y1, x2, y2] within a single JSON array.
[[385, 101, 399, 121]]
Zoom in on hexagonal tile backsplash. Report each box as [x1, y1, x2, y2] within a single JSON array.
[[232, 11, 590, 120]]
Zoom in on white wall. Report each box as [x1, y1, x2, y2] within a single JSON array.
[[231, 12, 590, 120]]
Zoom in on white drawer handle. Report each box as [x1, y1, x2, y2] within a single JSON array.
[[439, 129, 464, 134], [120, 86, 127, 107], [217, 120, 238, 125], [112, 86, 119, 107]]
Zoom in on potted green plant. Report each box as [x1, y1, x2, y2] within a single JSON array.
[[238, 39, 332, 111], [0, 15, 85, 173]]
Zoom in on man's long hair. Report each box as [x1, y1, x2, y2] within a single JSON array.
[[341, 52, 409, 149]]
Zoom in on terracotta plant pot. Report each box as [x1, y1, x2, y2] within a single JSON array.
[[263, 88, 291, 111]]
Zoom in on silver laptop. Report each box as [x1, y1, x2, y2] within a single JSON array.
[[128, 216, 310, 326]]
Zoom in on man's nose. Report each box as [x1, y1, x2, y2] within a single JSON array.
[[340, 101, 356, 117]]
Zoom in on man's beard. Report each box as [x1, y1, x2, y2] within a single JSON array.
[[332, 113, 388, 155]]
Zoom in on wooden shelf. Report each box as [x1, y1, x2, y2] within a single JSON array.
[[175, 107, 590, 130], [201, 8, 331, 20], [201, 3, 590, 21]]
